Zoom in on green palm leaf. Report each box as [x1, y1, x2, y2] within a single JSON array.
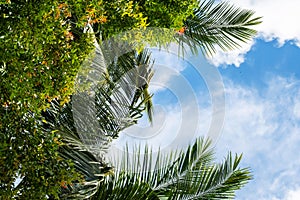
[[170, 153, 252, 199], [178, 0, 262, 55], [42, 100, 112, 199], [92, 138, 251, 199], [42, 46, 155, 198]]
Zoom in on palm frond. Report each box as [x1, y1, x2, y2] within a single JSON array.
[[74, 26, 154, 142], [170, 153, 252, 199], [152, 138, 214, 191], [96, 137, 251, 200], [42, 43, 155, 198], [178, 0, 262, 55], [42, 100, 112, 199], [92, 173, 160, 200], [93, 48, 154, 139]]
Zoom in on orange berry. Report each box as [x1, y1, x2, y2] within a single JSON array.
[[60, 181, 67, 189], [178, 27, 185, 34]]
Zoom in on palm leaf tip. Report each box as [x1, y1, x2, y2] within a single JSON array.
[[182, 0, 262, 55]]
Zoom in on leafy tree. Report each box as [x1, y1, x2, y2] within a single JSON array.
[[0, 0, 199, 198], [0, 0, 261, 199]]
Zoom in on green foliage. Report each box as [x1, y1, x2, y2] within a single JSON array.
[[90, 0, 199, 40], [1, 0, 194, 198], [0, 0, 94, 113], [138, 0, 198, 29], [40, 48, 155, 198], [91, 138, 252, 199], [182, 0, 262, 55], [0, 0, 261, 198], [0, 1, 94, 198], [41, 100, 113, 199], [0, 106, 82, 199]]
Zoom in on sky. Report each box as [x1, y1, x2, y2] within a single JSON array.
[[110, 1, 300, 199]]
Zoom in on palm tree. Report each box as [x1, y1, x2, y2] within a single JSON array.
[[43, 0, 261, 199]]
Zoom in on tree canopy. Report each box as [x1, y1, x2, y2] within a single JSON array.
[[0, 0, 199, 198], [0, 0, 261, 199]]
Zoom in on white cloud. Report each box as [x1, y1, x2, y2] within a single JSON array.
[[207, 40, 254, 67], [284, 187, 300, 200], [228, 0, 300, 46], [149, 48, 189, 93], [209, 0, 300, 67], [215, 76, 300, 199]]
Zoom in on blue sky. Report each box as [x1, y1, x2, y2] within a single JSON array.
[[110, 1, 300, 199], [215, 39, 300, 199]]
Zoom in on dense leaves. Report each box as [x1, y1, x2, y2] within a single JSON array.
[[0, 0, 261, 199], [0, 0, 199, 198], [1, 1, 93, 198], [0, 0, 93, 112], [0, 106, 81, 199]]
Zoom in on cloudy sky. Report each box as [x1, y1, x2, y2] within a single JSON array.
[[210, 1, 300, 199], [111, 1, 300, 199]]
